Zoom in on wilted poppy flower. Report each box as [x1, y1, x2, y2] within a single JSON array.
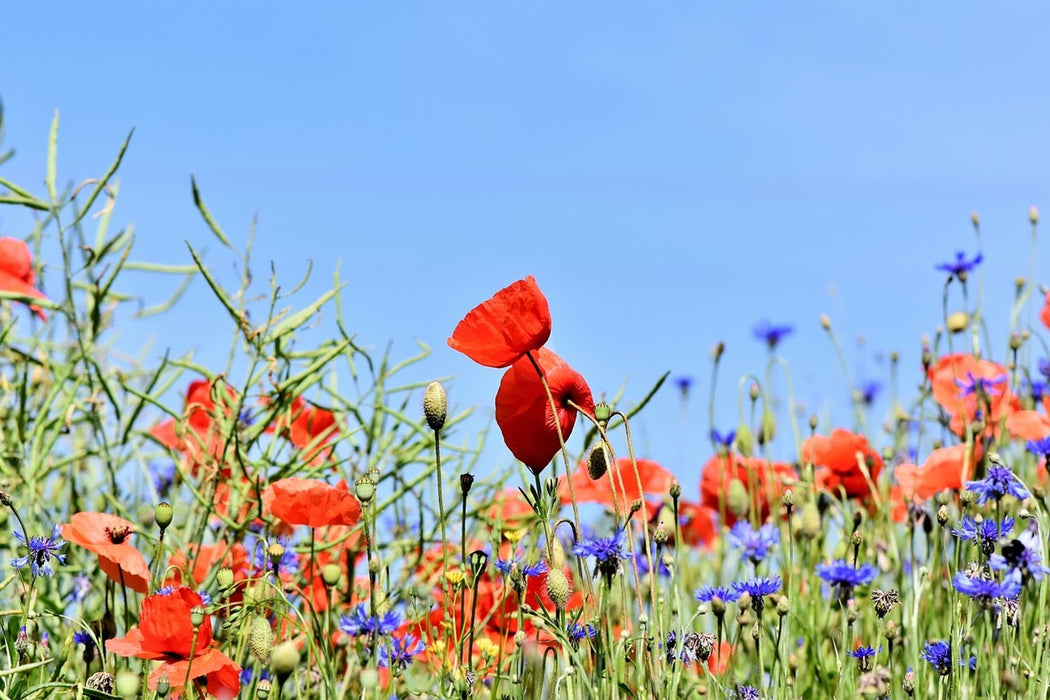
[[264, 395, 338, 465], [0, 238, 47, 320], [494, 348, 594, 474], [106, 587, 240, 699], [560, 457, 675, 510], [62, 512, 151, 593], [929, 354, 1018, 436], [700, 454, 796, 527], [448, 276, 552, 368], [802, 428, 883, 500], [262, 478, 362, 529], [150, 379, 239, 476]]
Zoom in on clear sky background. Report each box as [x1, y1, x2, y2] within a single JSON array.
[[3, 4, 1050, 492]]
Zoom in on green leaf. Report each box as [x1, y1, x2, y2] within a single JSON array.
[[190, 175, 234, 249], [69, 127, 134, 228]]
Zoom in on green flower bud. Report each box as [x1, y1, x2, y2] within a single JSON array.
[[249, 615, 275, 665], [726, 479, 750, 520], [271, 640, 300, 677], [322, 563, 341, 587], [115, 671, 139, 699], [155, 502, 173, 530], [799, 501, 821, 540], [546, 568, 570, 611], [423, 381, 447, 431]]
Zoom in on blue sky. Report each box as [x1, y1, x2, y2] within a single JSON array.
[[3, 4, 1050, 490]]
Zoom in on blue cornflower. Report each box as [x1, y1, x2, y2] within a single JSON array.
[[955, 372, 1007, 397], [567, 622, 598, 641], [922, 640, 953, 676], [339, 603, 403, 637], [965, 465, 1030, 505], [710, 428, 736, 450], [1027, 437, 1050, 457], [494, 556, 547, 579], [634, 546, 671, 578], [753, 320, 794, 349], [155, 586, 175, 596], [197, 589, 213, 606], [727, 521, 780, 564], [851, 644, 881, 671], [1026, 378, 1047, 403], [150, 460, 176, 496], [732, 576, 782, 613], [675, 376, 694, 395], [953, 515, 1014, 556], [69, 573, 91, 604], [935, 250, 983, 278], [377, 634, 425, 671], [854, 380, 882, 407], [12, 525, 66, 577], [73, 630, 93, 646], [815, 560, 877, 601], [694, 585, 742, 604], [952, 572, 1021, 602], [989, 531, 1050, 582], [736, 686, 762, 700], [240, 668, 272, 685], [573, 528, 626, 581]]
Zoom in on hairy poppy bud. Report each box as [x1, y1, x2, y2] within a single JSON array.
[[423, 381, 447, 431], [736, 423, 754, 457], [546, 568, 570, 611], [799, 502, 821, 540], [154, 502, 173, 530], [776, 595, 789, 617], [360, 669, 379, 689], [587, 443, 609, 481], [946, 311, 968, 334], [271, 640, 300, 677], [249, 615, 274, 664], [727, 479, 750, 519]]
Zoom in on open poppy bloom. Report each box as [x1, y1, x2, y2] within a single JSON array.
[[264, 395, 338, 465], [928, 354, 1018, 436], [262, 477, 362, 529], [1006, 409, 1050, 441], [150, 379, 239, 476], [891, 442, 982, 521], [802, 428, 883, 500], [700, 453, 796, 527], [1042, 291, 1050, 332], [62, 512, 151, 593], [448, 276, 552, 368], [107, 587, 240, 699], [560, 457, 675, 510], [495, 347, 594, 474], [0, 237, 47, 320]]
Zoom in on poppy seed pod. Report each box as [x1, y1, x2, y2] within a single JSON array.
[[155, 676, 170, 699], [154, 502, 173, 530], [423, 381, 447, 432], [216, 567, 235, 590], [546, 568, 570, 611], [587, 443, 609, 481], [271, 640, 300, 677]]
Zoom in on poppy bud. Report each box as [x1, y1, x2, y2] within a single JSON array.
[[1031, 205, 1040, 224], [776, 595, 789, 617], [669, 480, 681, 499], [354, 477, 376, 503], [155, 675, 170, 699], [115, 671, 139, 699], [971, 210, 980, 227], [249, 615, 274, 664], [749, 383, 760, 402], [271, 640, 300, 677], [217, 567, 235, 590], [937, 505, 950, 526], [546, 568, 570, 611], [736, 423, 754, 457], [711, 341, 725, 361], [322, 563, 341, 587], [423, 381, 447, 431], [757, 410, 776, 445], [594, 402, 611, 425], [799, 501, 821, 540], [267, 543, 285, 569], [514, 630, 526, 648], [587, 443, 609, 481], [726, 479, 750, 519], [820, 313, 831, 331], [946, 311, 968, 334], [460, 473, 475, 496], [154, 502, 173, 530]]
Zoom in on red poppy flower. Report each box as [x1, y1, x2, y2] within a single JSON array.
[[150, 379, 238, 476], [62, 512, 151, 593], [448, 276, 552, 368], [494, 348, 594, 474], [559, 457, 675, 509], [891, 442, 982, 522], [928, 354, 1018, 436], [1041, 291, 1050, 332], [0, 238, 47, 320], [699, 454, 797, 527], [1006, 410, 1050, 441], [106, 587, 240, 699], [264, 395, 338, 465], [802, 428, 883, 500], [262, 478, 362, 529]]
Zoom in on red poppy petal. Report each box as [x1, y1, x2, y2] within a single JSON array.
[[448, 276, 552, 368]]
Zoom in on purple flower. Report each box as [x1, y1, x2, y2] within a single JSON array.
[[494, 556, 548, 578], [567, 622, 598, 641], [922, 640, 952, 675], [815, 560, 877, 601], [953, 515, 1014, 556], [1027, 437, 1050, 457], [694, 585, 742, 604], [935, 250, 983, 278], [339, 604, 403, 637], [753, 320, 794, 349], [377, 633, 425, 671], [727, 521, 780, 564], [675, 376, 694, 394], [12, 525, 66, 578], [573, 528, 626, 581], [989, 531, 1050, 582], [965, 465, 1030, 505], [710, 428, 737, 450], [854, 380, 882, 407], [955, 372, 1007, 397], [731, 576, 781, 613], [952, 572, 1021, 602]]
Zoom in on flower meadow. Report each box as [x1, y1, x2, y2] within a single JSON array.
[[3, 116, 1050, 700]]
